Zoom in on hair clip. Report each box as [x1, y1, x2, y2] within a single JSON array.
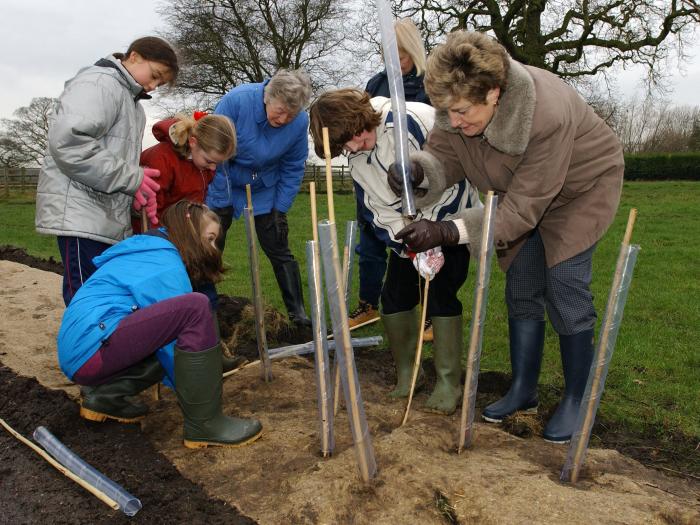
[[193, 111, 208, 121]]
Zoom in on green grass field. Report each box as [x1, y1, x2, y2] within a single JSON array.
[[1, 181, 699, 440]]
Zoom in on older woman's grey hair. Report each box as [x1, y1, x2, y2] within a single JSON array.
[[264, 69, 312, 115]]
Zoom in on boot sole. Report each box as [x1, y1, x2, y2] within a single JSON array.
[[183, 429, 263, 449], [80, 406, 145, 424], [481, 405, 538, 423], [542, 435, 571, 444]]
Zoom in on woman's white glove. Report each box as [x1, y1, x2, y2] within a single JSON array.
[[410, 247, 445, 280]]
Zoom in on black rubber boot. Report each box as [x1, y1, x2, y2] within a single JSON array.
[[175, 344, 263, 448], [381, 307, 423, 398], [482, 319, 545, 423], [423, 315, 463, 415], [274, 260, 312, 328], [80, 355, 164, 423], [543, 329, 595, 443]]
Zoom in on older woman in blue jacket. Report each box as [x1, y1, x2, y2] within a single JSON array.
[[206, 69, 312, 327]]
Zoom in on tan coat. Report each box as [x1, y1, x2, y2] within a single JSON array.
[[425, 60, 624, 270]]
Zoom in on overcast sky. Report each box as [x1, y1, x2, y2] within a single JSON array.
[[2, 0, 699, 130]]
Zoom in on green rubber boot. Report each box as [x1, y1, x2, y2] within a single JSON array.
[[80, 355, 164, 423], [381, 307, 423, 399], [424, 315, 463, 415], [175, 344, 263, 449]]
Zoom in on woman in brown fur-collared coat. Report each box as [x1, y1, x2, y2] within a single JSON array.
[[389, 30, 624, 443]]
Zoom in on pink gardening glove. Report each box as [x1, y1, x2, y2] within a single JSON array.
[[411, 247, 445, 281], [132, 168, 161, 222]]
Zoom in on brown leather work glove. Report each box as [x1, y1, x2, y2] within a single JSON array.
[[395, 219, 460, 253], [387, 161, 425, 197]]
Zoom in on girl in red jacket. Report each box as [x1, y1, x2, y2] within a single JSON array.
[[140, 113, 237, 226]]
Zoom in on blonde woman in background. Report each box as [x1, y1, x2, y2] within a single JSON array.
[[350, 18, 433, 335]]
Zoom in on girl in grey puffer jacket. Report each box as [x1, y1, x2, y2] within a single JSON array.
[[35, 36, 178, 305]]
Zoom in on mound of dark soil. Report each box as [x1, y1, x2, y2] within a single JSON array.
[[0, 364, 255, 524], [0, 244, 63, 274]]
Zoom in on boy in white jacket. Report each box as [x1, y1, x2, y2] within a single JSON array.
[[309, 89, 481, 414]]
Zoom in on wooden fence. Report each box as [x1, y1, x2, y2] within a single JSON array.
[[0, 165, 350, 196], [1, 167, 40, 196]]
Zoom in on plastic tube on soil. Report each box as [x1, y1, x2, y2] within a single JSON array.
[[459, 193, 498, 452], [376, 0, 415, 218], [244, 205, 273, 382], [561, 243, 640, 483], [318, 220, 377, 481], [306, 240, 335, 456], [342, 221, 358, 310], [268, 336, 383, 360], [33, 426, 142, 517]]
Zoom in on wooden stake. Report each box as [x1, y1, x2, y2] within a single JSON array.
[[222, 359, 259, 378], [0, 418, 120, 511], [244, 183, 272, 382], [310, 182, 319, 244], [458, 191, 497, 453], [322, 127, 335, 224], [401, 278, 430, 426], [332, 239, 353, 416], [141, 208, 148, 233], [565, 208, 638, 483], [319, 128, 375, 481]]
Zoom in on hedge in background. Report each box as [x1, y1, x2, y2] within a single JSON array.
[[624, 152, 700, 181]]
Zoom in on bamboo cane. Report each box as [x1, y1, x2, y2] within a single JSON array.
[[318, 222, 376, 482], [141, 208, 148, 233], [245, 184, 272, 382], [458, 192, 498, 453], [331, 220, 358, 415], [401, 277, 430, 426], [321, 126, 345, 415], [0, 418, 119, 511], [319, 128, 376, 481], [562, 208, 638, 483], [310, 182, 319, 245], [332, 242, 351, 416], [322, 128, 335, 224]]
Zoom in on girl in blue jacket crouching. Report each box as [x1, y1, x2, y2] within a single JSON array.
[[57, 200, 262, 449]]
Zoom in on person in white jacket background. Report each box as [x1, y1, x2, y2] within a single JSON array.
[[35, 36, 179, 305], [309, 89, 481, 414]]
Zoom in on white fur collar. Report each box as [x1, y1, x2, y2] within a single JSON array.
[[434, 60, 536, 156]]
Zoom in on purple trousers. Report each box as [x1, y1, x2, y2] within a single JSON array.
[[73, 292, 217, 386]]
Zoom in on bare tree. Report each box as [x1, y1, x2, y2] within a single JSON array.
[[611, 97, 700, 153], [159, 0, 364, 106], [394, 0, 697, 88], [0, 97, 54, 168]]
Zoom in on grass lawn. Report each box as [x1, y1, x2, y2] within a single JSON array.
[[1, 181, 699, 440]]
